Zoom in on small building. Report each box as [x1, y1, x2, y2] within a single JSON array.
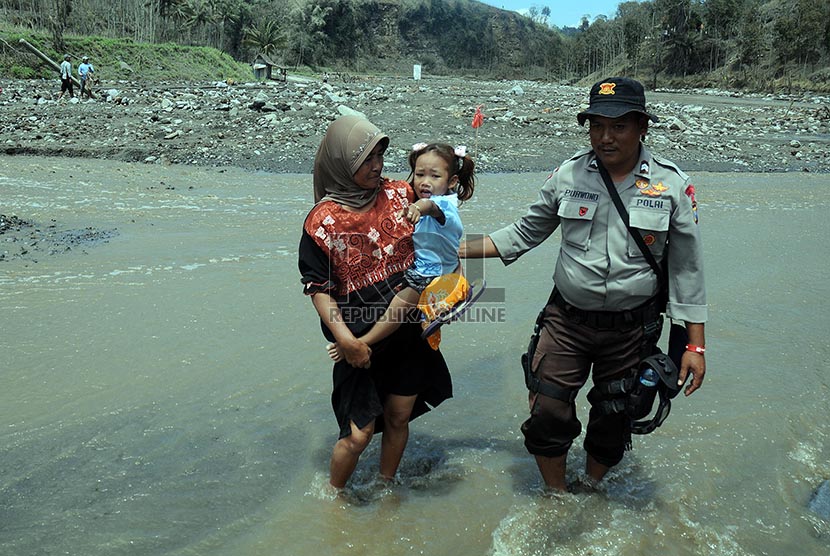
[[251, 52, 287, 82]]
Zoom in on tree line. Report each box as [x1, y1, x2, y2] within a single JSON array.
[[1, 0, 828, 88]]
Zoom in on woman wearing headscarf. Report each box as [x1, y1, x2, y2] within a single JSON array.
[[299, 116, 452, 490]]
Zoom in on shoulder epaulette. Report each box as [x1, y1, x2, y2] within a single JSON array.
[[652, 154, 689, 180], [567, 147, 593, 162], [558, 148, 593, 171]]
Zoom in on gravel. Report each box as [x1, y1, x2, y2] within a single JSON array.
[[2, 75, 829, 174]]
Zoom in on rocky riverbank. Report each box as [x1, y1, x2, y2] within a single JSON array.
[[3, 74, 829, 262], [2, 75, 829, 174], [0, 211, 118, 262]]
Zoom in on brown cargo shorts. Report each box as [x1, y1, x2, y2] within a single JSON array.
[[520, 302, 646, 466]]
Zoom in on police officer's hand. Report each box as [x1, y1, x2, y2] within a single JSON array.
[[679, 352, 705, 396]]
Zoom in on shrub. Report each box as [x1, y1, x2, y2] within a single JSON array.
[[9, 65, 36, 79]]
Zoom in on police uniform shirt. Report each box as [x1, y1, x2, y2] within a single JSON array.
[[489, 145, 707, 324]]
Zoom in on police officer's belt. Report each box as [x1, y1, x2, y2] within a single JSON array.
[[551, 289, 658, 329]]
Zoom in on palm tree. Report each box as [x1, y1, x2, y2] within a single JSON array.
[[289, 2, 331, 67], [180, 0, 219, 29], [243, 20, 285, 57]]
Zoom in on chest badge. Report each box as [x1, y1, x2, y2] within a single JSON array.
[[643, 234, 656, 246], [636, 180, 667, 198], [579, 206, 589, 216]]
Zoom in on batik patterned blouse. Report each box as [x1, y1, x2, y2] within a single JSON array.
[[299, 179, 415, 336]]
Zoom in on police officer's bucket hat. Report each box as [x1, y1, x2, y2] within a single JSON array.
[[577, 77, 659, 125]]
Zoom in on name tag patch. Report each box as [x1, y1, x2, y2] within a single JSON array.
[[563, 189, 600, 202]]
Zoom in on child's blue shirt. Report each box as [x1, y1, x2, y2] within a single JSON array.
[[411, 193, 462, 278]]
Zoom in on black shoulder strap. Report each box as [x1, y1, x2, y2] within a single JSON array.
[[595, 157, 666, 285]]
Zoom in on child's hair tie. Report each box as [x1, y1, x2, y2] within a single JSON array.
[[412, 142, 428, 152], [454, 145, 467, 169]]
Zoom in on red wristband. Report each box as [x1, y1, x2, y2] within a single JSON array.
[[686, 344, 705, 354]]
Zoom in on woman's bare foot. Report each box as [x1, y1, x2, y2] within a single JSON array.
[[326, 342, 343, 362]]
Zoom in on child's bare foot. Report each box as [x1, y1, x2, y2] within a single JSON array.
[[326, 342, 343, 362]]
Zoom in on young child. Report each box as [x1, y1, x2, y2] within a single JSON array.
[[328, 142, 476, 360]]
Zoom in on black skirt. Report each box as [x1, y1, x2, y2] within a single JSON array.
[[332, 321, 452, 439]]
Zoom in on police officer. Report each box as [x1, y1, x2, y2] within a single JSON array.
[[460, 77, 707, 491]]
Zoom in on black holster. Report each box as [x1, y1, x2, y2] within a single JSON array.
[[521, 304, 578, 404]]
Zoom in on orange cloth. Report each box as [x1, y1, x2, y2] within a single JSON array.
[[418, 273, 470, 349]]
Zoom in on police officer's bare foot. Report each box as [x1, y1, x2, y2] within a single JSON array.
[[568, 474, 602, 494]]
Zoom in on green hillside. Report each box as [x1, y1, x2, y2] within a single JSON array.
[[1, 0, 829, 91], [2, 29, 251, 81]]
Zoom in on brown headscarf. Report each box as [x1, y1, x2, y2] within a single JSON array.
[[313, 115, 390, 208]]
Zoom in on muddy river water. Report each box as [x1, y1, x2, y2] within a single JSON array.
[[1, 156, 828, 555]]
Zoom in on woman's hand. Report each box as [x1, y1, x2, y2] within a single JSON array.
[[339, 337, 372, 369], [311, 292, 372, 368]]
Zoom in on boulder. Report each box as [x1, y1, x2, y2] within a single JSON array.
[[337, 106, 367, 119], [808, 480, 830, 520]]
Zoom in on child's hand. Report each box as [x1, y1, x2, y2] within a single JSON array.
[[404, 203, 422, 224]]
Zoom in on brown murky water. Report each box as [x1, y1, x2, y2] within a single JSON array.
[[2, 156, 829, 555]]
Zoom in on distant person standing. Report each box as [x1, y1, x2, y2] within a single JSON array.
[[57, 54, 73, 100], [78, 56, 95, 99]]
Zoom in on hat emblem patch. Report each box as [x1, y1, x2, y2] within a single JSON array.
[[598, 82, 616, 95]]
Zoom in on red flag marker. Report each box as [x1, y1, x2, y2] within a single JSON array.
[[472, 105, 484, 128]]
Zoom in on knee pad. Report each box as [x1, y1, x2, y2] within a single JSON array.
[[521, 395, 581, 457], [583, 413, 629, 467]]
